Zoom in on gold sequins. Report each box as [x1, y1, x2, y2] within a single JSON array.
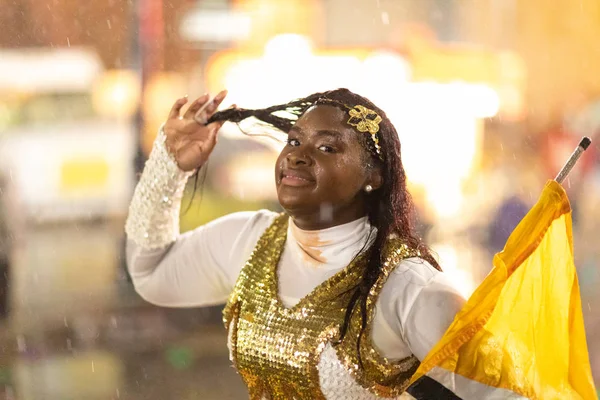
[[223, 215, 420, 399]]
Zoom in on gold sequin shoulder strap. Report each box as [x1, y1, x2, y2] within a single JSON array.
[[334, 239, 422, 398]]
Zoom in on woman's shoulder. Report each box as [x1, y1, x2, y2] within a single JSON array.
[[211, 208, 280, 227], [377, 256, 466, 336], [190, 209, 283, 285], [200, 209, 281, 242], [372, 256, 466, 360], [390, 257, 439, 285], [383, 256, 465, 300]]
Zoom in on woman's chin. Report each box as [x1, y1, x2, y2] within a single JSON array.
[[277, 190, 315, 215], [277, 196, 306, 213]]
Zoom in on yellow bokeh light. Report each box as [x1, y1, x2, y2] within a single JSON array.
[[92, 69, 140, 119], [431, 244, 476, 298]]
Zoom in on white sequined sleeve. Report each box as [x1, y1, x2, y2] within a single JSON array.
[[125, 127, 193, 250]]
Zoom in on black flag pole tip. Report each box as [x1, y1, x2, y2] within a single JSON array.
[[580, 137, 592, 150]]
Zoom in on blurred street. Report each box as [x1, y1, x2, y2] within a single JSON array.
[[0, 221, 248, 399]]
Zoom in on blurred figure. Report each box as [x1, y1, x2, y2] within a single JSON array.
[[488, 194, 530, 253], [0, 173, 15, 320], [0, 214, 9, 320], [0, 160, 25, 322]]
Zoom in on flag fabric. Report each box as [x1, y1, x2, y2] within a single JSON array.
[[406, 180, 597, 400]]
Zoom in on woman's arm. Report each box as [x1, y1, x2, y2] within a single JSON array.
[[125, 93, 277, 307], [126, 128, 276, 307], [126, 210, 275, 307]]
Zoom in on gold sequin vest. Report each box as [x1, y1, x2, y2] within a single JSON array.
[[223, 214, 420, 399]]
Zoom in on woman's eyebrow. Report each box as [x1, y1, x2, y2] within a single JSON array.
[[289, 125, 304, 135], [289, 126, 344, 139], [288, 126, 345, 142], [315, 130, 344, 140]]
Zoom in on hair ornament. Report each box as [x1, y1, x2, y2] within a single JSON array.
[[347, 105, 383, 159], [315, 98, 384, 161]]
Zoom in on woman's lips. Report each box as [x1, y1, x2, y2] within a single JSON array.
[[280, 169, 314, 187]]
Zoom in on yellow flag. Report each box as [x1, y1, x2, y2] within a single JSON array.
[[407, 180, 596, 400]]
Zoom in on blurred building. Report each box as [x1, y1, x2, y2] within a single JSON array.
[[0, 0, 597, 127]]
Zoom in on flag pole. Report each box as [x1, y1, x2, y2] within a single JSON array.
[[554, 137, 592, 184]]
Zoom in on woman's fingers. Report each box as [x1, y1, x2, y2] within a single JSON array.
[[207, 90, 228, 115], [183, 94, 210, 119], [183, 120, 224, 142], [168, 96, 188, 119], [195, 90, 228, 125], [164, 91, 228, 170], [173, 122, 224, 170], [167, 90, 227, 122]]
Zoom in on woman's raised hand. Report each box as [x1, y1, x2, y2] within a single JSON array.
[[164, 90, 228, 172]]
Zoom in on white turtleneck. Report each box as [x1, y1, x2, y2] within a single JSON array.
[[127, 208, 465, 361], [279, 216, 372, 306]]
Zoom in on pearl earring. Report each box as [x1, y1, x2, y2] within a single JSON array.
[[364, 185, 373, 193]]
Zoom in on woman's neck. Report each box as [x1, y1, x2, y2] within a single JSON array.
[[288, 216, 372, 265], [289, 205, 368, 231]]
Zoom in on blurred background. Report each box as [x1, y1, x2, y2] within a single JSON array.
[[0, 0, 599, 398]]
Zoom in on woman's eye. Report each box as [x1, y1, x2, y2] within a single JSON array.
[[287, 138, 300, 147], [318, 145, 334, 153]]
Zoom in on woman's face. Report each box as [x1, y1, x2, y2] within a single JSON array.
[[275, 105, 381, 230]]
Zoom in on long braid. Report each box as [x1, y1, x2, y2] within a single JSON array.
[[207, 93, 326, 133]]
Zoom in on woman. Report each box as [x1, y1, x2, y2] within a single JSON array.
[[125, 88, 465, 399]]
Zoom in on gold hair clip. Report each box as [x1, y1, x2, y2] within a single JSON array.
[[347, 105, 383, 159], [315, 98, 384, 160]]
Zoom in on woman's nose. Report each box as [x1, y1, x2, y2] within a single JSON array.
[[286, 149, 312, 166]]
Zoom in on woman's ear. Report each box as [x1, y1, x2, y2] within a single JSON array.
[[368, 164, 383, 190]]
